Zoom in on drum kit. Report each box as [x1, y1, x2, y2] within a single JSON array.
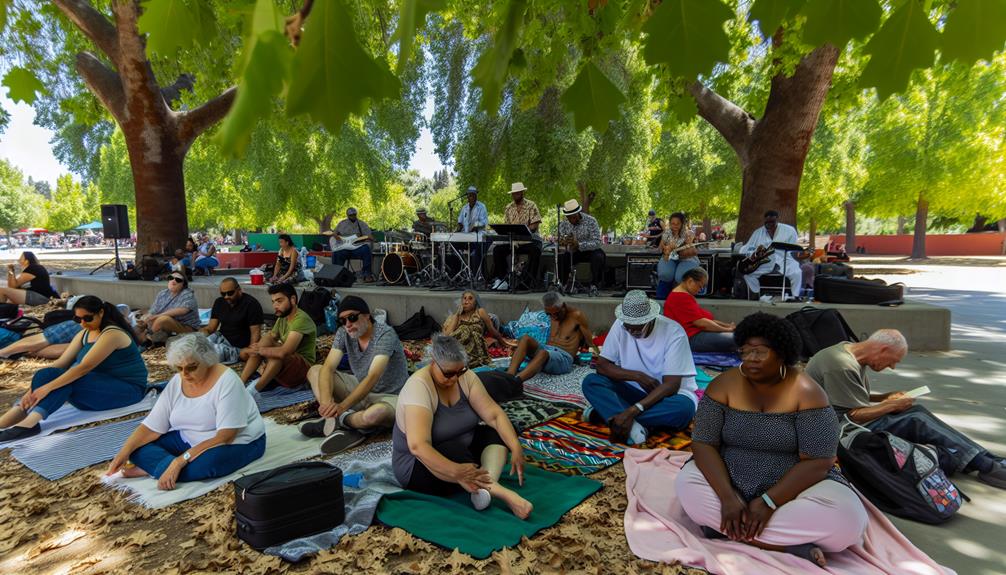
[[378, 228, 480, 287]]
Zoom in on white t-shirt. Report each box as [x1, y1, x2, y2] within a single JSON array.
[[142, 368, 265, 447], [600, 316, 699, 407]]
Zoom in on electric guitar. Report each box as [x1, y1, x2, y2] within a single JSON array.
[[739, 245, 775, 274], [330, 235, 368, 252], [662, 241, 711, 261]]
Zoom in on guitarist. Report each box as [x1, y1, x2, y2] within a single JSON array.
[[739, 210, 804, 299], [331, 207, 375, 282], [656, 212, 700, 300]]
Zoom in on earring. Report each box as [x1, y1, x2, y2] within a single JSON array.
[[739, 365, 748, 379], [779, 365, 787, 380]]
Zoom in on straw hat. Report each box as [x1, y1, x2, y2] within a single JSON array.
[[615, 290, 661, 325], [509, 182, 527, 194], [562, 199, 582, 216]]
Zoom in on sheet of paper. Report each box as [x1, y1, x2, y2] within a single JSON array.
[[905, 385, 930, 399]]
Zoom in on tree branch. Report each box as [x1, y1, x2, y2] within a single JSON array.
[[161, 74, 195, 105], [688, 81, 756, 166], [176, 86, 237, 145], [52, 0, 120, 64], [75, 52, 126, 123]]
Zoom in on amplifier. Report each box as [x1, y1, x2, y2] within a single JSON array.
[[696, 254, 714, 297], [625, 254, 659, 290]]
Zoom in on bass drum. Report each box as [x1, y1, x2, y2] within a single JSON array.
[[382, 251, 419, 284]]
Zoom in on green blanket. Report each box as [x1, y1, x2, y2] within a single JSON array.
[[376, 464, 602, 559]]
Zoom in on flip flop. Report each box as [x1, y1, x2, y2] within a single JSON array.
[[319, 429, 366, 456]]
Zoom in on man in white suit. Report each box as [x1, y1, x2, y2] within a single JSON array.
[[740, 210, 804, 298]]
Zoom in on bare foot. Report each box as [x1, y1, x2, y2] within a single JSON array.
[[120, 465, 149, 479], [492, 485, 533, 519]]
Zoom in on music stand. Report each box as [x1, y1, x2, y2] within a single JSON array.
[[490, 223, 534, 293], [770, 241, 805, 302]]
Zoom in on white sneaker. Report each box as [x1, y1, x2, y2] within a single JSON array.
[[471, 488, 491, 511], [628, 421, 648, 445], [581, 406, 594, 423]]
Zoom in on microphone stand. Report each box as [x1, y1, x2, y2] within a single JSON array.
[[553, 204, 563, 292]]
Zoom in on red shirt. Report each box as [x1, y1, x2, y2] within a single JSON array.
[[663, 291, 714, 338]]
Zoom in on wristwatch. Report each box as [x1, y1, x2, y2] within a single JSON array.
[[181, 451, 192, 462], [633, 402, 646, 413]]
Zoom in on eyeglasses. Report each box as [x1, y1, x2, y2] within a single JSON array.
[[169, 276, 185, 283], [73, 314, 95, 324], [738, 346, 771, 360], [338, 313, 361, 326], [436, 362, 468, 380], [174, 363, 200, 374], [220, 289, 237, 297]]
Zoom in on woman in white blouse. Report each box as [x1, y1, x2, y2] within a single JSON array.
[[107, 333, 265, 490]]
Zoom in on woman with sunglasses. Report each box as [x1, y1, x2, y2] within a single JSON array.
[[0, 296, 148, 442], [675, 312, 866, 568], [107, 333, 265, 490], [393, 334, 532, 519], [134, 273, 200, 346], [442, 290, 514, 368]]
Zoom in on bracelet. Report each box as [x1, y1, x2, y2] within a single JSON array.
[[633, 402, 645, 413], [760, 492, 778, 510]]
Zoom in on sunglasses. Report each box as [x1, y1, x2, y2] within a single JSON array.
[[220, 289, 237, 297], [338, 313, 361, 326], [174, 363, 200, 374], [169, 276, 185, 283], [436, 362, 468, 380], [73, 314, 95, 324]]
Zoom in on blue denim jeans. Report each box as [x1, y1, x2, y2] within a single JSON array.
[[865, 405, 989, 474], [194, 256, 219, 271], [581, 373, 695, 431], [689, 331, 737, 353], [656, 258, 700, 300], [30, 366, 147, 419], [542, 345, 574, 375], [332, 244, 373, 275], [130, 430, 266, 480]]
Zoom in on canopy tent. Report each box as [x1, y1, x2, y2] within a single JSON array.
[[74, 221, 104, 230], [17, 228, 48, 234]]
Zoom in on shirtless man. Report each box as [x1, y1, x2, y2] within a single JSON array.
[[506, 292, 592, 383]]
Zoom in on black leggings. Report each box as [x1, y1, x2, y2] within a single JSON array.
[[406, 426, 505, 496]]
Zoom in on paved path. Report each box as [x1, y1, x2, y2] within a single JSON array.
[[862, 264, 1006, 575]]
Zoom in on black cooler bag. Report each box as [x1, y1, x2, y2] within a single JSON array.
[[814, 276, 904, 305], [234, 461, 345, 549]]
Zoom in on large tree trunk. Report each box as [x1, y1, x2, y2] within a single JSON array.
[[844, 200, 856, 253], [999, 219, 1006, 233], [911, 195, 928, 260], [318, 213, 335, 233], [52, 0, 235, 258], [896, 215, 906, 235], [702, 216, 713, 239], [968, 214, 987, 233], [808, 216, 817, 250], [691, 45, 839, 243]]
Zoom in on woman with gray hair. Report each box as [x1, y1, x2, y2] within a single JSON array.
[[393, 334, 532, 519], [107, 333, 265, 490], [442, 290, 514, 367]]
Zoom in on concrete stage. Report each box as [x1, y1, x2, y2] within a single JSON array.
[[52, 271, 951, 350]]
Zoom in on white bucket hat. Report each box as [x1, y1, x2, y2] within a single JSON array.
[[615, 290, 661, 325]]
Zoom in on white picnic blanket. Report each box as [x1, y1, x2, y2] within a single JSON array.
[[101, 419, 324, 508]]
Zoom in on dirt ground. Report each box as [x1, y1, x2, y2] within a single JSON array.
[[0, 279, 699, 575]]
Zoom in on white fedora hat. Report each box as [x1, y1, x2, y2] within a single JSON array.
[[509, 182, 527, 194], [562, 199, 582, 216]]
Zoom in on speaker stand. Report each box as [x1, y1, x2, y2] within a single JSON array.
[[90, 238, 124, 276]]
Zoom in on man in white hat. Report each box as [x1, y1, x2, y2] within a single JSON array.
[[557, 199, 606, 288], [331, 207, 375, 282], [490, 182, 542, 289], [581, 290, 698, 444]]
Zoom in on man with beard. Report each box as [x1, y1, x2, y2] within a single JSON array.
[[505, 292, 592, 383], [301, 296, 408, 452], [241, 283, 316, 393], [201, 277, 263, 364]]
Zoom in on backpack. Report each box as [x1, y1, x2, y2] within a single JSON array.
[[0, 315, 43, 335], [141, 256, 166, 281], [298, 287, 332, 331], [838, 426, 966, 524], [393, 306, 441, 341], [42, 309, 76, 328], [785, 306, 859, 361], [0, 303, 19, 321]]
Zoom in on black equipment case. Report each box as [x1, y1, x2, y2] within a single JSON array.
[[814, 276, 904, 306], [234, 461, 345, 549]]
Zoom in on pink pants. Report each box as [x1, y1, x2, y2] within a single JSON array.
[[675, 460, 868, 553]]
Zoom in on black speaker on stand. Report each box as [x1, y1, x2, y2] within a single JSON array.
[[91, 204, 131, 276]]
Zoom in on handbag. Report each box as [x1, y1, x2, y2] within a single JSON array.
[[233, 461, 345, 549]]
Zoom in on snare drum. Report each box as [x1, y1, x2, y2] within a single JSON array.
[[382, 251, 419, 284]]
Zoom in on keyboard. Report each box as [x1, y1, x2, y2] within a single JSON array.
[[430, 232, 479, 242]]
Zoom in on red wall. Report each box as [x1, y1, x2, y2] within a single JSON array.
[[828, 233, 1006, 256]]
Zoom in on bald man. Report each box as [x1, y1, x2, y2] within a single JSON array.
[[201, 277, 264, 364], [806, 329, 1006, 489]]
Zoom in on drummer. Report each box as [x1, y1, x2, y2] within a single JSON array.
[[412, 208, 440, 237]]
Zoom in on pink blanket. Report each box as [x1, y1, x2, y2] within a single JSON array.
[[623, 449, 955, 575]]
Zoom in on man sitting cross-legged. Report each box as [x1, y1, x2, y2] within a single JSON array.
[[806, 329, 1006, 488], [301, 296, 409, 453], [581, 290, 699, 445], [200, 278, 263, 365], [241, 283, 316, 393], [505, 291, 592, 383]]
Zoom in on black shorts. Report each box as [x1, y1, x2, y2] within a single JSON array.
[[406, 425, 504, 496]]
